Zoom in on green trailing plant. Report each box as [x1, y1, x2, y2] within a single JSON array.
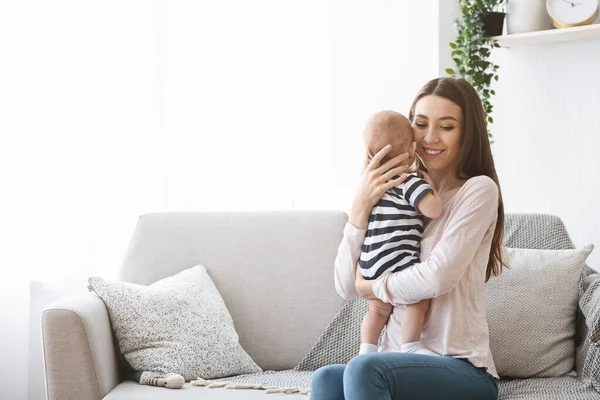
[[446, 0, 503, 141]]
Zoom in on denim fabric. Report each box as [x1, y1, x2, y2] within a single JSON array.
[[311, 353, 498, 400]]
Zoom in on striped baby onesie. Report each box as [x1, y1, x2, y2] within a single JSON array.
[[359, 174, 433, 280]]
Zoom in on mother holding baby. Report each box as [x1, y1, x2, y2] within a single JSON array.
[[311, 77, 504, 400]]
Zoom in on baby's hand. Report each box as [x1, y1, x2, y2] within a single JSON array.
[[416, 170, 442, 218], [420, 171, 437, 193]]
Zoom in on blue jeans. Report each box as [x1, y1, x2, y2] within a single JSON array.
[[311, 353, 498, 400]]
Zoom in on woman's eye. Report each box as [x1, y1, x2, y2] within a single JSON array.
[[414, 122, 427, 128], [441, 125, 454, 131]]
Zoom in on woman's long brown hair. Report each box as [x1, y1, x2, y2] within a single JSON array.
[[408, 78, 506, 281]]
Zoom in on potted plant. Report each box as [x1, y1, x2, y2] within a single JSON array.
[[445, 0, 503, 141], [483, 2, 506, 37]]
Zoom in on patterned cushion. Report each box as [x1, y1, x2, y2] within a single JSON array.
[[484, 246, 593, 378], [88, 266, 262, 380]]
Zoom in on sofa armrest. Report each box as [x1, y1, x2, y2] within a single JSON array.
[[42, 292, 120, 400]]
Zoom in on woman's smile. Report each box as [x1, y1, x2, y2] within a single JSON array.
[[423, 147, 445, 157]]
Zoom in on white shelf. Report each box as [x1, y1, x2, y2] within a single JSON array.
[[491, 23, 600, 48]]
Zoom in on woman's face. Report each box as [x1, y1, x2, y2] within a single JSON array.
[[412, 95, 463, 175]]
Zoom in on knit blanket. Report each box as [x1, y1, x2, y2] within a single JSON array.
[[198, 296, 368, 395]]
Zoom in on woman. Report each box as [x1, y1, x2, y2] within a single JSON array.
[[311, 78, 505, 400]]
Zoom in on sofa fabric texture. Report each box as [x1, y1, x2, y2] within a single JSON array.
[[580, 271, 600, 344]]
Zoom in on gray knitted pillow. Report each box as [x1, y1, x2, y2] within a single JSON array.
[[88, 265, 262, 381], [484, 245, 593, 378]]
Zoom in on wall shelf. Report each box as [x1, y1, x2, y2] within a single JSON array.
[[491, 24, 600, 48]]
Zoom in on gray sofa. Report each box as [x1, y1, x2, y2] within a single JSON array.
[[42, 212, 600, 399]]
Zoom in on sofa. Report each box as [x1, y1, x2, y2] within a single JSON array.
[[42, 212, 600, 399]]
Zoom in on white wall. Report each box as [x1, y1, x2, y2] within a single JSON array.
[[491, 37, 600, 269], [0, 282, 30, 400], [328, 0, 446, 211], [1, 2, 454, 400], [437, 0, 460, 76]]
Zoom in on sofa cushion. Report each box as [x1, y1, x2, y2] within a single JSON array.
[[103, 381, 308, 399], [498, 375, 599, 400], [103, 373, 600, 400], [484, 246, 593, 378], [88, 266, 261, 381]]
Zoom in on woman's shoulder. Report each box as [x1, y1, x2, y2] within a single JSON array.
[[457, 175, 499, 202]]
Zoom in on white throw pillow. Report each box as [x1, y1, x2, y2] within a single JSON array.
[[484, 245, 593, 378], [88, 265, 262, 381]]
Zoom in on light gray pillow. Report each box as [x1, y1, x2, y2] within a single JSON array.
[[88, 265, 262, 381], [484, 245, 593, 378]]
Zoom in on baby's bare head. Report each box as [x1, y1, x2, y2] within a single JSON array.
[[363, 110, 414, 164]]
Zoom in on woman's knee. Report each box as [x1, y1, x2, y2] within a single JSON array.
[[311, 365, 346, 400], [312, 364, 345, 383], [312, 365, 346, 388], [344, 353, 382, 380]]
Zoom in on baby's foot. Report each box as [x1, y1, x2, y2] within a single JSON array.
[[401, 341, 439, 356]]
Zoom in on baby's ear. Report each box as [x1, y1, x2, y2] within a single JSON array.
[[409, 141, 417, 157]]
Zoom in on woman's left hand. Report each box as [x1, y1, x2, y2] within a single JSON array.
[[355, 265, 377, 300]]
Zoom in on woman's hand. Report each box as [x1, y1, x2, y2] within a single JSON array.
[[355, 265, 377, 300], [349, 146, 411, 229]]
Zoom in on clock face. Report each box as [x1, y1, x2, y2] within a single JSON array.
[[547, 0, 599, 26]]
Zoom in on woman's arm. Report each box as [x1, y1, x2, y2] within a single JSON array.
[[372, 176, 499, 306], [333, 145, 412, 299], [333, 223, 365, 300]]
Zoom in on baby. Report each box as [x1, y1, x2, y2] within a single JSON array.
[[359, 110, 442, 356]]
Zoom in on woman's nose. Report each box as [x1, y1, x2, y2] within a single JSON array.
[[423, 127, 439, 143]]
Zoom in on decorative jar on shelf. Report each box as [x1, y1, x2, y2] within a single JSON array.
[[507, 0, 553, 34]]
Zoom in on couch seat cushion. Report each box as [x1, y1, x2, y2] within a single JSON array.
[[103, 381, 307, 400], [104, 374, 600, 400], [498, 376, 599, 400]]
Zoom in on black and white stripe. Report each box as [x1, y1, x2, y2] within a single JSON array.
[[359, 174, 432, 280]]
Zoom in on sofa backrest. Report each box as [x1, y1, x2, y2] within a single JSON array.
[[118, 211, 595, 373], [505, 213, 576, 251], [118, 211, 348, 371]]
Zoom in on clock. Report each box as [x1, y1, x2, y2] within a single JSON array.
[[546, 0, 599, 28]]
